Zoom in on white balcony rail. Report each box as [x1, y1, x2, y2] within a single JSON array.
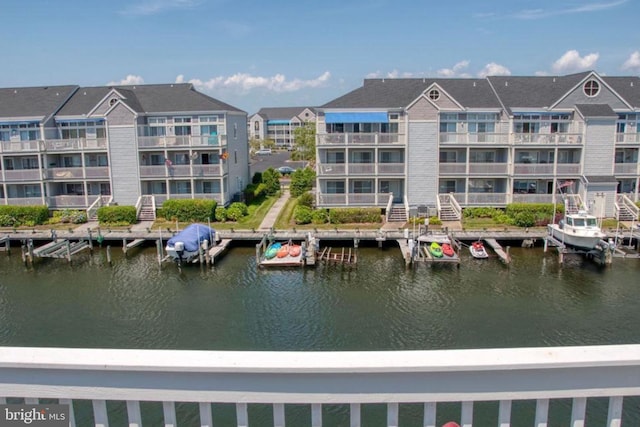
[[513, 133, 583, 145], [317, 133, 403, 146], [4, 197, 44, 206], [615, 132, 640, 143], [2, 169, 42, 181], [84, 166, 110, 178], [378, 163, 404, 174], [1, 140, 40, 152], [614, 163, 639, 174], [45, 138, 107, 151], [318, 164, 346, 175], [138, 135, 226, 148], [616, 193, 640, 220], [512, 194, 555, 203], [348, 163, 375, 174], [0, 345, 638, 427], [46, 167, 85, 180], [468, 163, 508, 174], [439, 163, 466, 174], [513, 164, 554, 175], [439, 132, 509, 144], [556, 164, 582, 174], [47, 195, 87, 208]]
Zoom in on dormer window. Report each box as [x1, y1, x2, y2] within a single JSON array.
[[583, 80, 600, 97], [428, 89, 440, 101]]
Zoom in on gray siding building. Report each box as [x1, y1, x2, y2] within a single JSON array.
[[315, 71, 640, 221], [0, 83, 249, 216]]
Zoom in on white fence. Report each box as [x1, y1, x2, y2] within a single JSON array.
[[0, 345, 638, 426]]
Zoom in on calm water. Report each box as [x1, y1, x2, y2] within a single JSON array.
[[1, 242, 640, 425]]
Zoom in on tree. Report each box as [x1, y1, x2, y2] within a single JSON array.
[[292, 122, 316, 165]]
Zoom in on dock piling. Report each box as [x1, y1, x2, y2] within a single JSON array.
[[106, 246, 112, 266]]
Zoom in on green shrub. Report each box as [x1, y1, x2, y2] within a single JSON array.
[[261, 168, 281, 196], [289, 168, 315, 197], [329, 208, 382, 224], [513, 211, 536, 227], [297, 192, 314, 208], [294, 205, 313, 224], [97, 206, 137, 225], [428, 216, 442, 225], [226, 202, 248, 221], [463, 207, 502, 219], [311, 209, 328, 224], [252, 172, 263, 184], [244, 183, 268, 204], [493, 213, 515, 226], [505, 203, 562, 217], [0, 205, 49, 226], [50, 209, 87, 224], [215, 206, 227, 222], [161, 199, 216, 222]]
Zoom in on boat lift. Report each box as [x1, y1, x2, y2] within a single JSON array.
[[544, 232, 613, 266]]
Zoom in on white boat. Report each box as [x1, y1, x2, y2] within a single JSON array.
[[469, 241, 489, 259], [547, 210, 607, 250], [165, 224, 216, 264]]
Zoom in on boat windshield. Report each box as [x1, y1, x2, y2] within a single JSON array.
[[586, 217, 598, 227], [573, 218, 586, 227]]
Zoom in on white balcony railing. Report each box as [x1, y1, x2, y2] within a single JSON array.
[[616, 133, 640, 143], [439, 133, 509, 144], [138, 135, 227, 148], [84, 166, 110, 179], [47, 195, 88, 207], [44, 138, 107, 151], [512, 193, 555, 203], [439, 163, 466, 174], [2, 169, 42, 181], [46, 167, 85, 179], [139, 165, 167, 177], [348, 163, 375, 174], [318, 194, 346, 205], [318, 164, 346, 175], [513, 164, 554, 175], [0, 140, 40, 152], [317, 133, 403, 146], [513, 133, 583, 145], [464, 193, 508, 205], [0, 345, 638, 427], [468, 163, 508, 174], [377, 163, 404, 174], [556, 164, 582, 174], [614, 163, 639, 174], [192, 164, 222, 176], [3, 196, 44, 206]]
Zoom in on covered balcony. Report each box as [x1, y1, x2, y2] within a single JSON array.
[[0, 345, 637, 427], [317, 133, 403, 146]]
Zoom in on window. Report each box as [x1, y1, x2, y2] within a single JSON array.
[[439, 180, 457, 193], [513, 180, 538, 194], [65, 183, 84, 195], [428, 89, 440, 101], [351, 151, 373, 163], [468, 179, 494, 193], [439, 151, 458, 163], [352, 180, 373, 193], [326, 181, 345, 194], [254, 121, 260, 131], [380, 151, 401, 163], [202, 181, 221, 193], [174, 181, 191, 194], [24, 185, 41, 198], [21, 158, 39, 169], [583, 80, 600, 97], [469, 151, 495, 163], [327, 151, 345, 164], [109, 98, 118, 107]]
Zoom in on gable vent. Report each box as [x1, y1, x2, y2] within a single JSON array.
[[505, 81, 508, 87]]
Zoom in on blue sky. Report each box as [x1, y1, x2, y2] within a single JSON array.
[[1, 0, 639, 114]]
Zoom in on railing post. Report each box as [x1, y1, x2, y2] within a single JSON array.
[[199, 402, 213, 427], [535, 398, 549, 427], [498, 400, 511, 427], [350, 403, 361, 427], [126, 400, 142, 427], [570, 397, 586, 427], [387, 403, 398, 427], [274, 403, 285, 427], [163, 401, 176, 427], [92, 399, 109, 427], [59, 399, 76, 427], [311, 404, 322, 427], [236, 403, 248, 427], [423, 402, 437, 427], [607, 396, 623, 427], [461, 401, 473, 427]]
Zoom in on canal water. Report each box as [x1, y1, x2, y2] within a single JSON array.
[[1, 242, 639, 426]]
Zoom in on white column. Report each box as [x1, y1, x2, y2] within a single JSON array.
[[236, 403, 248, 427], [350, 403, 361, 427], [162, 401, 176, 427], [273, 403, 285, 427], [498, 399, 511, 427], [606, 396, 623, 427], [311, 404, 322, 427], [126, 400, 142, 427], [387, 402, 398, 427], [570, 397, 586, 427], [423, 402, 436, 427], [199, 402, 212, 427], [534, 398, 549, 427], [92, 399, 109, 427], [461, 401, 473, 427], [59, 399, 76, 427]]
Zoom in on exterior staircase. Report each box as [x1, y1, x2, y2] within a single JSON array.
[[136, 195, 156, 221], [563, 194, 584, 215], [438, 194, 462, 221], [615, 194, 639, 221], [86, 195, 112, 221], [387, 204, 407, 222]]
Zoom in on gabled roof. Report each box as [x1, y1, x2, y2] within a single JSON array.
[[601, 76, 640, 109], [253, 106, 316, 121], [321, 78, 501, 110], [57, 83, 243, 116], [575, 104, 617, 119], [0, 85, 78, 119], [487, 72, 591, 113]]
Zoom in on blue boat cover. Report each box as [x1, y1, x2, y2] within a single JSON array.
[[168, 224, 216, 252]]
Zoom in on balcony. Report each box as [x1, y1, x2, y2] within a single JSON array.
[[615, 163, 639, 174], [44, 138, 107, 151], [3, 196, 44, 206], [377, 163, 404, 174], [468, 163, 508, 174], [556, 164, 581, 174], [1, 140, 40, 153], [3, 169, 43, 181], [46, 167, 84, 180], [513, 133, 583, 145], [192, 164, 222, 176], [138, 135, 226, 148], [0, 345, 637, 427], [616, 133, 640, 144], [139, 165, 167, 177], [439, 133, 509, 145], [47, 195, 89, 208], [318, 164, 346, 175], [512, 193, 554, 203], [439, 163, 466, 174], [348, 163, 375, 174], [455, 192, 508, 205], [513, 164, 554, 175], [317, 133, 402, 146], [84, 166, 110, 179]]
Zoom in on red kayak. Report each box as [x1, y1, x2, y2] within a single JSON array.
[[442, 243, 454, 257]]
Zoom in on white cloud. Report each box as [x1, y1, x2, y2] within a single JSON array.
[[177, 71, 331, 93], [437, 61, 471, 78], [621, 51, 640, 72], [513, 0, 627, 19], [551, 50, 599, 74], [120, 0, 202, 16], [107, 74, 145, 86], [477, 62, 511, 78]]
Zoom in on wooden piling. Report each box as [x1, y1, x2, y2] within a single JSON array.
[[156, 239, 162, 267], [106, 245, 112, 265], [66, 240, 71, 263]]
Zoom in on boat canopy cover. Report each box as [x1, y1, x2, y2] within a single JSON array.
[[167, 224, 216, 252]]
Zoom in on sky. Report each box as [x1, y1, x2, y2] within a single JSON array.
[[1, 0, 639, 114]]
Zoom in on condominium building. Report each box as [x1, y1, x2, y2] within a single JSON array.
[[0, 83, 249, 217], [249, 107, 316, 149], [315, 71, 640, 220]]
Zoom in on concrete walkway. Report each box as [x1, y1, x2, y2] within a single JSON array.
[[258, 187, 290, 230]]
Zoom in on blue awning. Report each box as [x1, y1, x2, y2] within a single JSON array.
[[55, 118, 105, 123], [325, 112, 388, 124], [0, 120, 41, 125], [267, 120, 291, 125]]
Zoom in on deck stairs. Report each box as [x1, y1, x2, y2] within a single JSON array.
[[563, 194, 585, 215], [136, 195, 156, 221], [438, 194, 462, 221], [388, 204, 408, 222], [615, 194, 639, 221], [86, 195, 112, 221]]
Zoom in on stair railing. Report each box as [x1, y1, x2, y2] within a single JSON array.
[[385, 193, 394, 222], [449, 193, 462, 220], [616, 194, 639, 220]]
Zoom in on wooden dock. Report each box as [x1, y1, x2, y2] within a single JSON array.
[[317, 246, 357, 265], [484, 239, 511, 264], [207, 239, 232, 264], [31, 239, 92, 261], [123, 238, 145, 254]]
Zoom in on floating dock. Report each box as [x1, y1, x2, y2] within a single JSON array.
[[484, 238, 511, 264]]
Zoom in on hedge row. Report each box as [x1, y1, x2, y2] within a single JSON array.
[[160, 199, 217, 222], [0, 205, 50, 227], [294, 206, 382, 225], [463, 203, 563, 227], [97, 206, 137, 225]]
